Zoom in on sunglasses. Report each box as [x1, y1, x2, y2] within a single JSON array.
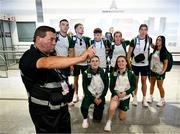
[[80, 39, 83, 46]]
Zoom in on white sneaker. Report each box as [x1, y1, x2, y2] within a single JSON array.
[[89, 104, 94, 109], [147, 96, 153, 103], [72, 94, 79, 103], [142, 98, 149, 107], [104, 120, 112, 132], [82, 119, 89, 128], [156, 100, 165, 107], [132, 96, 138, 106]]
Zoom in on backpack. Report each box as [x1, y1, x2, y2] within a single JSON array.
[[166, 51, 173, 72], [149, 50, 173, 72]]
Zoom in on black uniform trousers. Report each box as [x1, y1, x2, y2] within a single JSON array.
[[81, 96, 105, 122], [29, 103, 71, 133]]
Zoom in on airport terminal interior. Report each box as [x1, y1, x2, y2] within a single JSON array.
[[0, 0, 180, 133]]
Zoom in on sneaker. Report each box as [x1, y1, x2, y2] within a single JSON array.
[[82, 119, 89, 128], [89, 104, 94, 109], [147, 96, 153, 104], [142, 98, 149, 107], [72, 94, 79, 103], [104, 120, 112, 132], [132, 96, 138, 106], [156, 100, 165, 107]]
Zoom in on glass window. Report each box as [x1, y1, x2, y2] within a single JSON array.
[[16, 22, 36, 42]]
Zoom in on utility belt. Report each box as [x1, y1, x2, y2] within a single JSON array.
[[21, 69, 74, 110], [28, 93, 67, 110], [27, 82, 74, 110]]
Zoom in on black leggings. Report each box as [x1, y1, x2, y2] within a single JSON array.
[[81, 103, 104, 121]]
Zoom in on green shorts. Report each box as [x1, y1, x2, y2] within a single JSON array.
[[73, 65, 88, 76], [118, 98, 130, 111], [150, 71, 165, 80]]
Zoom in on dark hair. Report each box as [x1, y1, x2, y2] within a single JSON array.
[[93, 28, 102, 34], [139, 24, 148, 30], [33, 26, 56, 42], [113, 31, 122, 38], [113, 31, 122, 42], [90, 55, 100, 62], [59, 19, 69, 24], [74, 23, 83, 30], [153, 35, 168, 62], [114, 55, 130, 71]]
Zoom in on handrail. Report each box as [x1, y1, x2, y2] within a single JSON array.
[[0, 50, 25, 71], [170, 52, 180, 56], [0, 50, 25, 53], [0, 54, 8, 78], [171, 52, 180, 54]]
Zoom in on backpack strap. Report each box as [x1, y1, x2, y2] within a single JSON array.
[[131, 37, 137, 57], [72, 35, 90, 48], [56, 31, 60, 42], [91, 40, 95, 47], [122, 41, 127, 56], [67, 35, 72, 47], [56, 32, 73, 48], [82, 36, 91, 48], [132, 35, 151, 55], [109, 42, 114, 59]]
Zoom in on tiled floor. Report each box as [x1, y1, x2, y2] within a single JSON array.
[[0, 65, 180, 134]]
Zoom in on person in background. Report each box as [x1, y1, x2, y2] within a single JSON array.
[[127, 24, 153, 107], [71, 23, 91, 103], [19, 26, 95, 133], [105, 27, 114, 43], [81, 55, 109, 128], [148, 35, 168, 107], [104, 55, 136, 132]]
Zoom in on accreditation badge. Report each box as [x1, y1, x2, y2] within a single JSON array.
[[61, 81, 69, 95]]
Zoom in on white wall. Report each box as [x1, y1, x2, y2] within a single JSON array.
[[1, 0, 36, 45], [43, 0, 180, 54], [1, 0, 180, 60]]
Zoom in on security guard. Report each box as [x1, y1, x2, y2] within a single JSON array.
[[19, 26, 95, 133]]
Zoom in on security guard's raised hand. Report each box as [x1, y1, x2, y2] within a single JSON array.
[[87, 45, 96, 58], [81, 46, 95, 61]]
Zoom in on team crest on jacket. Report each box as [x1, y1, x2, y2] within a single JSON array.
[[87, 73, 92, 78], [113, 71, 118, 76]]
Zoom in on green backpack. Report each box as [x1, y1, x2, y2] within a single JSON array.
[[166, 51, 173, 72], [149, 50, 173, 72]]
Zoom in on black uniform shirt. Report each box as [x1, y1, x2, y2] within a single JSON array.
[[19, 45, 61, 100]]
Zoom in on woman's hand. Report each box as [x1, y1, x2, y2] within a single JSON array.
[[112, 95, 119, 101], [118, 92, 126, 98]]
